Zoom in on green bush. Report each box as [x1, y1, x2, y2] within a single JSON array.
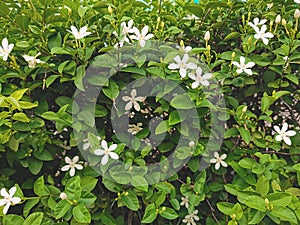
[[0, 0, 300, 224]]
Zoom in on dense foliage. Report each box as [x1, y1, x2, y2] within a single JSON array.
[[0, 0, 300, 224]]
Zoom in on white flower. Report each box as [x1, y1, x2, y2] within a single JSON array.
[[267, 3, 273, 9], [121, 19, 134, 35], [188, 67, 212, 88], [22, 52, 45, 68], [168, 54, 197, 78], [0, 187, 21, 215], [59, 192, 68, 200], [294, 9, 300, 19], [122, 89, 145, 111], [82, 136, 101, 150], [180, 196, 189, 209], [204, 31, 210, 41], [128, 123, 143, 135], [248, 17, 267, 28], [232, 56, 255, 75], [94, 140, 119, 165], [69, 26, 91, 39], [283, 56, 289, 62], [274, 122, 296, 146], [130, 25, 154, 47], [295, 0, 300, 3], [0, 38, 14, 61], [176, 42, 192, 53], [61, 156, 83, 177], [275, 15, 281, 24], [253, 25, 274, 45], [183, 14, 199, 20], [182, 210, 200, 225], [210, 152, 228, 170]]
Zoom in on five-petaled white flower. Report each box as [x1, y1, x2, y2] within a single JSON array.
[[122, 89, 145, 111], [0, 38, 14, 61], [274, 122, 296, 146], [69, 26, 91, 39], [232, 56, 255, 75], [168, 54, 197, 78], [248, 17, 267, 28], [180, 196, 189, 209], [0, 186, 21, 215], [94, 140, 119, 165], [22, 52, 45, 68], [182, 210, 200, 225], [121, 19, 134, 35], [61, 156, 83, 177], [210, 152, 228, 170], [130, 25, 154, 47], [188, 67, 212, 88], [253, 25, 274, 45], [183, 14, 199, 20]]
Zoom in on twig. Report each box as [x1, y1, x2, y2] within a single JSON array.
[[206, 198, 221, 225]]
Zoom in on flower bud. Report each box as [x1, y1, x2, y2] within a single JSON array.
[[60, 192, 68, 200], [231, 52, 236, 59], [204, 31, 210, 41], [108, 5, 113, 14], [189, 141, 195, 148], [294, 9, 300, 19], [242, 106, 247, 113], [282, 18, 287, 26], [275, 15, 281, 24]]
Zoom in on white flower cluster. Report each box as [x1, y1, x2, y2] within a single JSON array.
[[113, 20, 154, 48]]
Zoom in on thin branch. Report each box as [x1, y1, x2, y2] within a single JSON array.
[[206, 198, 221, 225]]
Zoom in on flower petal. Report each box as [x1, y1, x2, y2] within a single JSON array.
[[215, 162, 221, 170], [283, 136, 292, 145], [11, 197, 21, 204], [8, 187, 16, 197], [109, 152, 119, 160], [168, 63, 180, 70], [0, 188, 8, 198], [72, 156, 79, 163], [61, 165, 70, 171], [125, 101, 133, 110], [65, 156, 71, 164], [69, 168, 75, 177], [273, 125, 281, 134], [74, 164, 83, 170], [101, 155, 109, 165], [286, 130, 296, 137], [275, 134, 283, 142], [3, 202, 10, 215], [220, 161, 228, 167], [109, 144, 118, 151], [191, 81, 199, 89], [282, 123, 288, 132], [94, 149, 105, 156]]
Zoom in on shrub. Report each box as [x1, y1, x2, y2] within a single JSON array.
[[0, 0, 300, 224]]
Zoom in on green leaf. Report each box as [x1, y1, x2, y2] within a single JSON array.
[[3, 214, 25, 225], [15, 15, 31, 29], [65, 176, 82, 201], [269, 207, 297, 224], [0, 2, 9, 16], [224, 32, 240, 41], [23, 199, 40, 217], [51, 47, 71, 55], [11, 88, 28, 101], [55, 200, 72, 219], [155, 120, 169, 135], [238, 158, 256, 169], [249, 210, 265, 224], [33, 176, 45, 196], [267, 193, 292, 207], [241, 195, 266, 212], [256, 175, 269, 196], [102, 80, 119, 100], [231, 203, 243, 220], [81, 176, 98, 192], [159, 207, 178, 220], [28, 157, 43, 175], [170, 94, 194, 109], [121, 190, 139, 211], [131, 175, 148, 192], [168, 110, 182, 125], [12, 112, 30, 122], [141, 203, 157, 223], [237, 127, 251, 144], [285, 74, 299, 85], [72, 203, 91, 224], [217, 202, 234, 215], [48, 32, 62, 50], [23, 212, 44, 225]]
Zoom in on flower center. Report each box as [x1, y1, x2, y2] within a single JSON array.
[[105, 149, 110, 155]]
